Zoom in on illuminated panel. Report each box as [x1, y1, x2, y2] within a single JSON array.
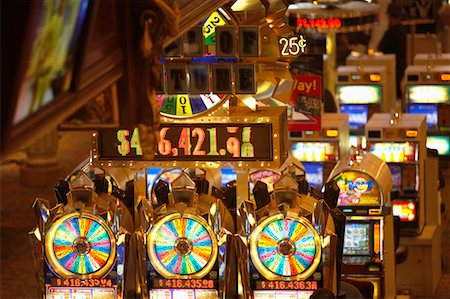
[[337, 85, 382, 104], [333, 171, 381, 207], [291, 142, 337, 162], [46, 287, 115, 299], [343, 223, 371, 256], [426, 136, 450, 156], [201, 11, 227, 45], [45, 213, 116, 277], [303, 163, 324, 189], [406, 104, 438, 128], [249, 215, 321, 281], [369, 142, 417, 163], [249, 170, 281, 193], [148, 213, 218, 279], [406, 85, 450, 104], [349, 136, 367, 149], [99, 124, 273, 162], [392, 200, 417, 222], [158, 94, 224, 118], [253, 290, 314, 298], [340, 104, 368, 130]]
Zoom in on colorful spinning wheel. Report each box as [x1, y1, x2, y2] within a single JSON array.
[[158, 94, 224, 118], [249, 215, 321, 281], [148, 213, 218, 279], [45, 213, 116, 278]]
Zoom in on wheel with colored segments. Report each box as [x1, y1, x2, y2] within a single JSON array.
[[249, 215, 321, 281], [45, 212, 116, 278], [148, 213, 218, 279], [158, 94, 224, 118]]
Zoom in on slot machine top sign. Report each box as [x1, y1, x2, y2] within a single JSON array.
[[333, 171, 381, 207]]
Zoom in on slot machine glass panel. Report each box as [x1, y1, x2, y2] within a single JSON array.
[[333, 171, 382, 207]]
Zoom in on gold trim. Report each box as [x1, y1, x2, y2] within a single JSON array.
[[45, 212, 117, 278], [148, 213, 218, 279], [249, 214, 321, 281]]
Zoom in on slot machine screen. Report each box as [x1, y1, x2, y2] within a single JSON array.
[[303, 163, 324, 188], [392, 200, 417, 222], [370, 142, 417, 163], [340, 104, 368, 130], [333, 171, 381, 207], [427, 136, 450, 156], [343, 222, 371, 256], [149, 289, 218, 299], [349, 136, 367, 149], [406, 85, 450, 104], [337, 85, 382, 104], [220, 168, 236, 188], [407, 104, 438, 128], [388, 164, 402, 192]]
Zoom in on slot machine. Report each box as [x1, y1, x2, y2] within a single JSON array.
[[366, 113, 428, 236], [239, 163, 345, 299], [366, 113, 442, 297], [336, 65, 394, 149], [136, 170, 235, 299], [289, 113, 349, 189], [327, 150, 397, 299], [346, 53, 397, 107], [30, 172, 131, 299], [404, 65, 450, 161]]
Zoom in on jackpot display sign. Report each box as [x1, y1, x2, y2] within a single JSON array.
[[333, 171, 381, 207], [98, 124, 272, 162], [406, 85, 450, 104], [337, 85, 382, 104]]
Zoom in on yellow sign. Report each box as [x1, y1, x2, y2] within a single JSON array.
[[202, 11, 227, 45]]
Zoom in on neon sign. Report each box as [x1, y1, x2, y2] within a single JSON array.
[[297, 17, 342, 29]]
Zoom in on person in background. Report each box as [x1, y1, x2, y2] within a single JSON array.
[[378, 2, 407, 98], [438, 4, 450, 53]]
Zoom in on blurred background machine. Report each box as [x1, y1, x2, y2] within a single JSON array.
[[366, 113, 442, 297]]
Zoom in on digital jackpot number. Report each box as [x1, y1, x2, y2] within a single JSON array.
[[296, 17, 342, 29], [117, 128, 142, 156], [158, 126, 254, 158]]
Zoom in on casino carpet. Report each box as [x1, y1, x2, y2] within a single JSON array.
[[0, 130, 449, 298]]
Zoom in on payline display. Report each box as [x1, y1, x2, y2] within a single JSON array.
[[239, 170, 342, 299], [137, 170, 235, 299], [30, 172, 130, 299]]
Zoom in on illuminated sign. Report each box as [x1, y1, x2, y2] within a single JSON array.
[[426, 136, 450, 156], [255, 280, 318, 291], [297, 17, 342, 29], [278, 35, 307, 57], [291, 142, 337, 162], [369, 73, 381, 82], [334, 171, 380, 207], [406, 85, 450, 104], [153, 279, 216, 289], [202, 11, 227, 45], [337, 85, 382, 104], [98, 124, 273, 161], [441, 73, 450, 81], [46, 287, 115, 299], [393, 200, 416, 222], [370, 142, 417, 163]]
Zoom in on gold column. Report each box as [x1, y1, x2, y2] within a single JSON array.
[[326, 30, 338, 112]]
